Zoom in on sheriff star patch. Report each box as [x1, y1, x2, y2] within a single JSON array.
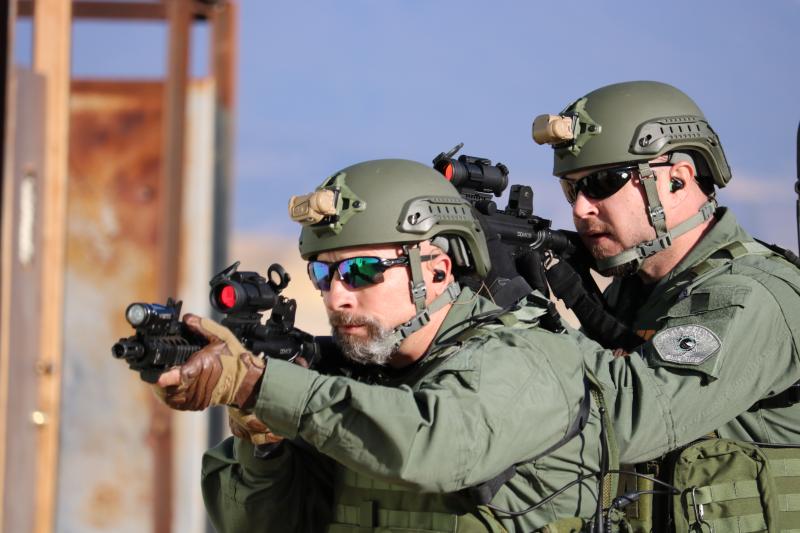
[[652, 325, 721, 365]]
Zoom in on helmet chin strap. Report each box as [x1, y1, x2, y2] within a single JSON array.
[[387, 244, 461, 347], [596, 162, 717, 273]]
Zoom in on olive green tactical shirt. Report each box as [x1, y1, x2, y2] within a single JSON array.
[[577, 208, 800, 464], [201, 287, 606, 532]]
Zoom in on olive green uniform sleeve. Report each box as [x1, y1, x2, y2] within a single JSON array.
[[254, 329, 587, 493], [579, 274, 800, 464], [201, 437, 336, 533]]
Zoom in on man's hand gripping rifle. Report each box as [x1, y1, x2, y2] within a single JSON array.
[[112, 262, 319, 383]]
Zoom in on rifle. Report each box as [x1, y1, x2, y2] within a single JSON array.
[[432, 144, 643, 350], [432, 143, 593, 294], [433, 143, 579, 262], [112, 261, 319, 383]]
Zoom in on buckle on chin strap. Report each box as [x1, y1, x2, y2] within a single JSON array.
[[636, 234, 673, 259], [409, 281, 427, 307], [636, 162, 655, 179], [390, 282, 462, 345], [699, 201, 716, 220], [404, 245, 428, 313], [395, 310, 432, 341], [637, 162, 669, 236], [597, 201, 717, 273], [648, 205, 665, 225]]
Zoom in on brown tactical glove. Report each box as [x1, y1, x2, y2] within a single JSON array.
[[158, 314, 265, 411], [227, 407, 284, 446]]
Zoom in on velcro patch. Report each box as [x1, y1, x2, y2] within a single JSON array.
[[652, 325, 721, 365]]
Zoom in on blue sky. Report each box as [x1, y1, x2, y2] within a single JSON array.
[[233, 0, 800, 247], [17, 0, 800, 249]]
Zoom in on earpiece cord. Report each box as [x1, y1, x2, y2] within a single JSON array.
[[486, 468, 679, 520]]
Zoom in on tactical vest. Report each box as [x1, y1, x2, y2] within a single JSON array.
[[325, 311, 619, 533], [327, 468, 505, 533], [616, 240, 800, 533], [325, 380, 619, 533], [615, 439, 800, 533]]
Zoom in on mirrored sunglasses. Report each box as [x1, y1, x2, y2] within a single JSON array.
[[560, 162, 672, 204], [307, 254, 436, 291]]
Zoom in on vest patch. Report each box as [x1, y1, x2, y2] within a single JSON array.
[[652, 325, 721, 365]]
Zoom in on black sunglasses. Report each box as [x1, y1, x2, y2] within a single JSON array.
[[308, 254, 437, 291], [560, 162, 673, 204]]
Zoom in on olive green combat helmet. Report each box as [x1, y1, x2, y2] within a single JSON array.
[[289, 158, 491, 344], [533, 81, 729, 273]]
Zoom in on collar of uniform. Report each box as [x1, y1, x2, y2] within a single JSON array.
[[613, 208, 752, 322], [428, 286, 499, 355], [375, 287, 495, 383], [656, 207, 752, 289]]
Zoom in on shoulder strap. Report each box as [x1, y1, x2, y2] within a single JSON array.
[[684, 239, 777, 294], [754, 238, 800, 268], [687, 240, 765, 277], [447, 311, 518, 346], [496, 312, 519, 328], [587, 369, 620, 513], [691, 238, 795, 275]]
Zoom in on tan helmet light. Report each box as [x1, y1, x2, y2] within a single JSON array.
[[532, 114, 575, 145], [288, 189, 338, 225]]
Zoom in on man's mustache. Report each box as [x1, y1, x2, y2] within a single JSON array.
[[328, 311, 367, 327], [575, 219, 614, 237], [329, 311, 386, 335]]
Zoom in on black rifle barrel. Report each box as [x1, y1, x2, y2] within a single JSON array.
[[480, 211, 575, 256]]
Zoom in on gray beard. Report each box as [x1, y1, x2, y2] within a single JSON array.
[[329, 311, 399, 366]]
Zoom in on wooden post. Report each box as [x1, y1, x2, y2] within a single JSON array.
[[23, 2, 73, 533], [0, 0, 17, 528], [31, 2, 73, 533]]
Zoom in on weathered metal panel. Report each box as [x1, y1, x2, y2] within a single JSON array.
[[57, 80, 166, 533], [1, 66, 46, 533], [54, 78, 218, 533]]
